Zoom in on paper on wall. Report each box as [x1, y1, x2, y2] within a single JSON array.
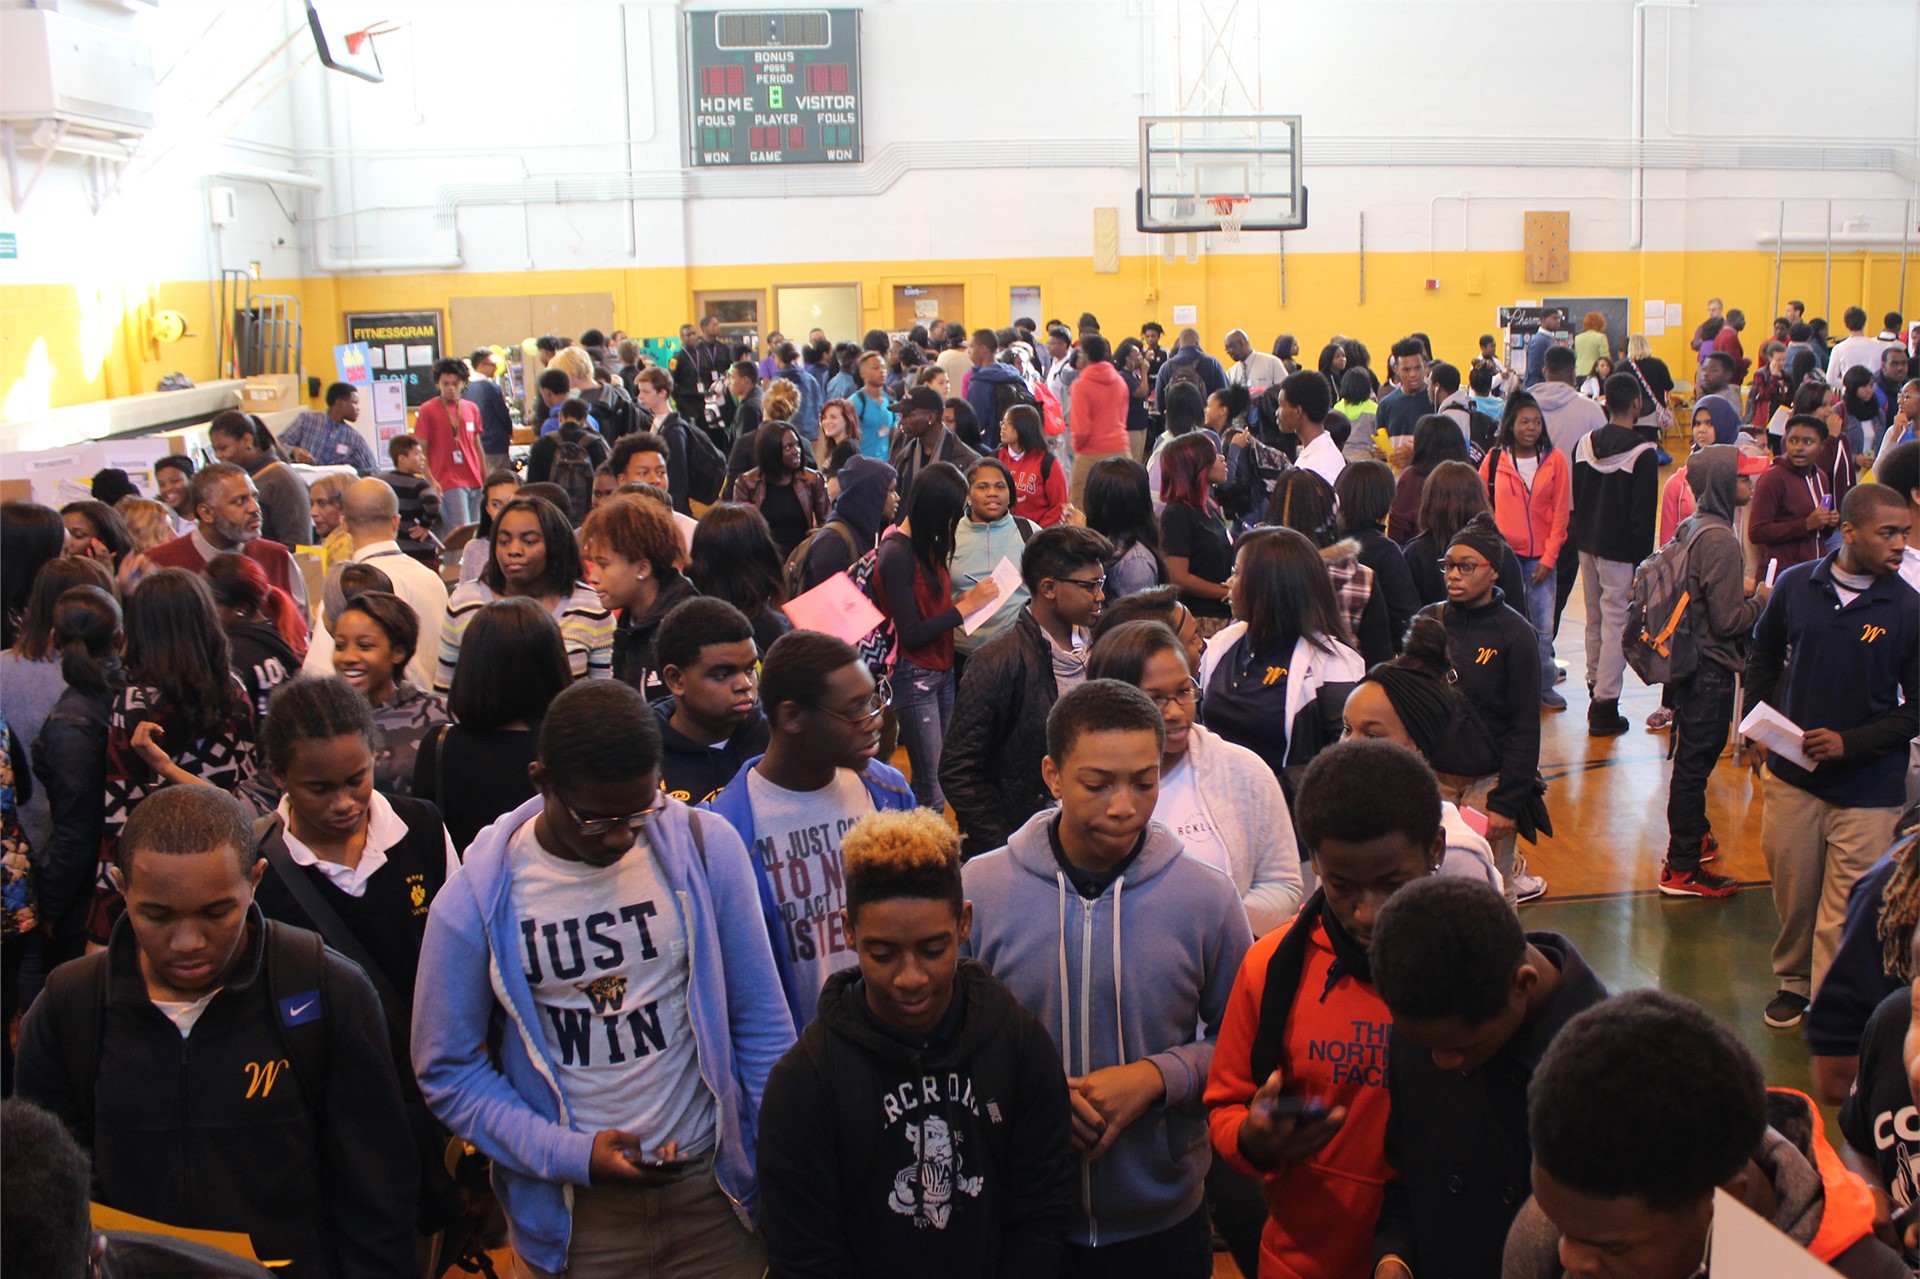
[[1172, 305, 1198, 325], [1645, 318, 1666, 337], [405, 344, 434, 367], [1643, 299, 1666, 318], [366, 345, 387, 370], [384, 344, 408, 370], [782, 572, 887, 646], [1666, 303, 1683, 328], [1737, 702, 1815, 771], [960, 555, 1024, 635]]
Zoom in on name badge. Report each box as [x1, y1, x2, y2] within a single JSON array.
[[451, 450, 465, 466], [334, 442, 349, 455]]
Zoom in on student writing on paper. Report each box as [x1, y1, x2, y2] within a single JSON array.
[[1745, 483, 1919, 1032], [868, 463, 1000, 811], [940, 526, 1111, 859]]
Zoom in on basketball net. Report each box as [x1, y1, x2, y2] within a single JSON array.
[[345, 20, 400, 55], [1208, 196, 1250, 242]]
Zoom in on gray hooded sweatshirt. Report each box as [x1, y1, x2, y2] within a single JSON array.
[[1677, 445, 1767, 674]]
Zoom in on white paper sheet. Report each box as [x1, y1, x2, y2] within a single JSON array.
[[366, 346, 387, 369], [1666, 303, 1683, 328], [405, 344, 434, 367], [1709, 1187, 1842, 1276], [1643, 298, 1666, 318], [1173, 305, 1198, 325], [383, 344, 407, 371], [1645, 319, 1666, 337], [960, 555, 1024, 635], [1737, 702, 1816, 771]]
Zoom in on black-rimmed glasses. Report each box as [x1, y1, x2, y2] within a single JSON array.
[[1146, 678, 1201, 712], [564, 791, 668, 838], [818, 676, 893, 726]]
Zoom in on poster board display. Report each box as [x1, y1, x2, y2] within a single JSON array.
[[344, 311, 444, 409], [686, 9, 861, 166]]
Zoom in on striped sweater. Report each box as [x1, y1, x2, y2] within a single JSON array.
[[434, 581, 615, 691]]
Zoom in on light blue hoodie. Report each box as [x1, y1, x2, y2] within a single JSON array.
[[410, 795, 795, 1273], [950, 508, 1034, 655], [961, 809, 1252, 1247]]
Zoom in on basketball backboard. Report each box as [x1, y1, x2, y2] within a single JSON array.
[[306, 2, 388, 83], [1137, 115, 1306, 235]]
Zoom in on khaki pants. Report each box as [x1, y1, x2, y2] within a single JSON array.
[[512, 1158, 765, 1279], [1069, 447, 1128, 508], [1762, 773, 1901, 998], [1578, 552, 1635, 702]]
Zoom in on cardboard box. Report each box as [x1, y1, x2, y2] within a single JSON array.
[[240, 374, 302, 414]]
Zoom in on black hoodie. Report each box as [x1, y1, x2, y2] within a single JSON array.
[[1569, 423, 1658, 564], [758, 960, 1074, 1279], [651, 695, 770, 805], [801, 456, 898, 591]]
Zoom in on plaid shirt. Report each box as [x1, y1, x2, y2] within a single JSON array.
[[1324, 545, 1375, 644], [281, 410, 378, 474]]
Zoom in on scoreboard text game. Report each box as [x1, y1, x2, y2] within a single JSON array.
[[687, 9, 862, 167]]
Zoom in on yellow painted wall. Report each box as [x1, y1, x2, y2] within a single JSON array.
[[8, 249, 1918, 416]]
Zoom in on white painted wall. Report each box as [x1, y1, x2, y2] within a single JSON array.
[[4, 0, 1919, 285]]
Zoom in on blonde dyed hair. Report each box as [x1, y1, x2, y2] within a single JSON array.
[[763, 378, 801, 422], [842, 808, 964, 916], [116, 497, 176, 550], [550, 346, 596, 384]]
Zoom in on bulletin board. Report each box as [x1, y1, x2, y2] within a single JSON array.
[[344, 311, 444, 408], [447, 294, 616, 358], [1523, 211, 1570, 284]]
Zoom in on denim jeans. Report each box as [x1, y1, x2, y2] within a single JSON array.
[[1515, 556, 1557, 694], [893, 657, 954, 809], [1665, 662, 1734, 867], [439, 485, 480, 527]]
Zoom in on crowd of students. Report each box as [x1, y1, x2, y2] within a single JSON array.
[[0, 306, 1916, 1279]]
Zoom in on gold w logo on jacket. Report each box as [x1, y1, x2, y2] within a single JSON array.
[[243, 1058, 291, 1099]]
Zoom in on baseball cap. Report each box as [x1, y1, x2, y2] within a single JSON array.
[[1736, 452, 1771, 475], [888, 385, 944, 416]]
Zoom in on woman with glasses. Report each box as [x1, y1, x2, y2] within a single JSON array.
[[703, 630, 915, 1030], [413, 597, 574, 852], [1413, 514, 1546, 904], [870, 462, 1001, 810], [1086, 618, 1303, 937]]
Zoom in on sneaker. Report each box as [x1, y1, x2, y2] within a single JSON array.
[[1656, 447, 1674, 466], [1659, 863, 1738, 898], [1542, 687, 1568, 711], [1763, 990, 1809, 1029], [1699, 833, 1720, 863], [1645, 707, 1674, 731], [1512, 870, 1548, 903], [1554, 662, 1568, 684]]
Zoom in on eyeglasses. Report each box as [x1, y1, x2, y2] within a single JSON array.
[[564, 791, 668, 838], [1146, 678, 1201, 712], [817, 675, 893, 726], [1438, 558, 1490, 577], [1054, 574, 1107, 594]]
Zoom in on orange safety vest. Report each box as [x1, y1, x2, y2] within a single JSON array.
[[1770, 1087, 1880, 1264]]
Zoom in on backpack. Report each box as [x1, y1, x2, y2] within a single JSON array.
[[1624, 520, 1720, 684], [46, 918, 330, 1147], [992, 375, 1041, 425], [1162, 358, 1207, 406], [1033, 380, 1067, 437], [672, 416, 728, 505], [0, 718, 35, 942], [784, 519, 859, 600], [847, 544, 896, 681], [585, 383, 636, 443], [1462, 406, 1500, 461], [1222, 434, 1290, 527], [549, 427, 597, 524]]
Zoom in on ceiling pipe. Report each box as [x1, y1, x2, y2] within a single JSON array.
[[209, 165, 323, 191]]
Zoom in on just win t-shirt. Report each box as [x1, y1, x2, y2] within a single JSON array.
[[507, 819, 716, 1154], [745, 767, 876, 1027]]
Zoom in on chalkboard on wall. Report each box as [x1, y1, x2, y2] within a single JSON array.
[[344, 311, 445, 408]]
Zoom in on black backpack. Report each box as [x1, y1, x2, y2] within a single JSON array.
[[1462, 406, 1500, 461], [585, 383, 637, 443], [672, 416, 728, 505], [993, 376, 1041, 424], [550, 427, 597, 523]]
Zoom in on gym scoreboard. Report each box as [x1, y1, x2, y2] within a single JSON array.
[[685, 10, 862, 166]]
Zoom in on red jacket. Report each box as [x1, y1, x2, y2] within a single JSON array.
[[1206, 917, 1393, 1279], [1068, 360, 1131, 455], [413, 396, 487, 491], [1748, 460, 1828, 573], [997, 445, 1067, 526], [1479, 447, 1571, 562]]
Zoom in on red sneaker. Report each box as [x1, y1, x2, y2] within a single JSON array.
[[1659, 863, 1738, 898], [1699, 833, 1719, 864]]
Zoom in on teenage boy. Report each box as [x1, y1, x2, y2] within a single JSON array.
[[942, 526, 1113, 859], [889, 384, 979, 495], [1279, 367, 1343, 486], [15, 786, 416, 1279], [1840, 936, 1920, 1274], [1206, 739, 1447, 1279], [526, 397, 612, 487], [950, 457, 1036, 656], [283, 381, 379, 474], [1368, 876, 1607, 1277], [1374, 338, 1431, 444], [704, 631, 915, 1029], [1748, 482, 1918, 1030], [376, 435, 443, 565], [652, 598, 769, 805], [758, 808, 1076, 1279], [412, 680, 793, 1279], [1570, 371, 1659, 736], [963, 680, 1252, 1277], [1509, 990, 1905, 1279], [1659, 446, 1771, 898], [413, 357, 487, 527], [1750, 413, 1840, 576]]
